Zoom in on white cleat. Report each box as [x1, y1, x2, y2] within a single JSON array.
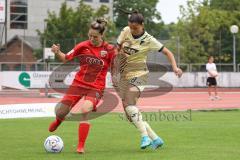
[[214, 96, 221, 100], [209, 96, 215, 101]]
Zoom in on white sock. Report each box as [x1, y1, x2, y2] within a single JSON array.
[[125, 105, 148, 137], [144, 121, 158, 140]]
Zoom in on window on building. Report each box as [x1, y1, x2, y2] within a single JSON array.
[[100, 0, 109, 3], [10, 0, 28, 29], [1, 64, 10, 71]]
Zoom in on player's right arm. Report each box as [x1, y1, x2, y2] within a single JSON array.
[[51, 44, 67, 63], [51, 43, 83, 63], [116, 27, 128, 52]]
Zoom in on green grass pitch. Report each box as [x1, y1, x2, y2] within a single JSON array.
[[0, 110, 240, 160]]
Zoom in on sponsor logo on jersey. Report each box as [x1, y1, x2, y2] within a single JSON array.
[[123, 46, 139, 55], [86, 57, 104, 65]]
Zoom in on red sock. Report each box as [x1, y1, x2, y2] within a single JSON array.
[[48, 117, 64, 132], [77, 122, 91, 153]]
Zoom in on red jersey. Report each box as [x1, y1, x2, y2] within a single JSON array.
[[65, 40, 115, 91]]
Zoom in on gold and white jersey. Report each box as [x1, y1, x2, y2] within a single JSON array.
[[117, 26, 164, 80]]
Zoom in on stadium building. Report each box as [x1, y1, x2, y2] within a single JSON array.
[[0, 0, 113, 49]]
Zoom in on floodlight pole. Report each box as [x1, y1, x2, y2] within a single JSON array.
[[233, 34, 236, 72], [5, 0, 7, 45], [230, 25, 239, 72]]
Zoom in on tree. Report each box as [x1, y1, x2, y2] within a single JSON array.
[[210, 0, 240, 11], [113, 0, 165, 38], [170, 0, 240, 65], [37, 1, 116, 59], [209, 0, 240, 64]]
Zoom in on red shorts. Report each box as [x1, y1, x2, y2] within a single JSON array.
[[61, 84, 103, 111]]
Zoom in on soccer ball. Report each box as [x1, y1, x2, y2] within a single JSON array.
[[44, 135, 64, 153]]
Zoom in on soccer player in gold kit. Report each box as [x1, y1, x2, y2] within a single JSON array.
[[114, 11, 182, 149]]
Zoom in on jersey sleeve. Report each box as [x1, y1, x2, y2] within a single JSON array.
[[206, 64, 209, 71], [109, 45, 117, 60], [65, 43, 83, 61], [149, 37, 164, 52], [105, 44, 117, 64], [117, 27, 128, 46]]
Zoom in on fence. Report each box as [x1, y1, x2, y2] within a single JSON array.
[[1, 34, 239, 72]]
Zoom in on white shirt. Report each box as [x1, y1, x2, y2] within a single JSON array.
[[206, 63, 217, 77]]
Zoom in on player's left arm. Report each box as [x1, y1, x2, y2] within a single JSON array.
[[161, 47, 182, 77], [149, 37, 182, 77], [108, 45, 120, 87]]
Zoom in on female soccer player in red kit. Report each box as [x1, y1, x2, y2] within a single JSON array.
[[49, 18, 116, 154]]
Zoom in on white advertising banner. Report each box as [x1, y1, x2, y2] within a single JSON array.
[[0, 71, 75, 89], [0, 0, 5, 23], [0, 71, 240, 89], [0, 103, 57, 119], [0, 71, 113, 89]]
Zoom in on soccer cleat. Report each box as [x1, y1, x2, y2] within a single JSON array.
[[209, 96, 215, 101], [76, 146, 85, 154], [140, 136, 152, 149], [48, 120, 61, 132], [151, 137, 164, 149], [214, 96, 221, 100]]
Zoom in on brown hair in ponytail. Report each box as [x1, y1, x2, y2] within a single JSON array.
[[118, 8, 144, 24], [90, 18, 108, 34]]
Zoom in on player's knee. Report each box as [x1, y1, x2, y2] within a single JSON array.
[[123, 97, 137, 107], [124, 92, 139, 106], [80, 107, 91, 114], [123, 93, 137, 105], [55, 103, 70, 119], [125, 105, 142, 122], [81, 100, 94, 113], [122, 99, 128, 108]]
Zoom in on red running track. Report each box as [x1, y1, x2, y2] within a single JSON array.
[[0, 88, 239, 112]]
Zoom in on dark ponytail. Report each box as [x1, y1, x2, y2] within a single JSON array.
[[90, 18, 108, 34], [128, 10, 144, 24], [118, 8, 144, 24]]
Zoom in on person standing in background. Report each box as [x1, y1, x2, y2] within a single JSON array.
[[206, 56, 221, 100]]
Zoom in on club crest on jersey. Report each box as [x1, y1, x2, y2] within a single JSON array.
[[100, 50, 107, 57]]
